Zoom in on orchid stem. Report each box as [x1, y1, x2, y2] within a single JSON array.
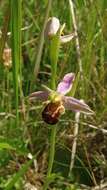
[[43, 23, 61, 190], [47, 127, 57, 176], [43, 126, 57, 190]]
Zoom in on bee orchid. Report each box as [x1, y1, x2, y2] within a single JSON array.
[[29, 73, 94, 125]]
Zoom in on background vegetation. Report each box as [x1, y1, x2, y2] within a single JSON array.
[[0, 0, 107, 189]]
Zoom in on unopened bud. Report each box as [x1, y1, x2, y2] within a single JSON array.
[[44, 17, 60, 39]]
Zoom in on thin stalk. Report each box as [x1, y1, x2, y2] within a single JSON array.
[[34, 0, 52, 79], [43, 126, 57, 190], [69, 111, 80, 176], [10, 0, 22, 127], [68, 0, 83, 75]]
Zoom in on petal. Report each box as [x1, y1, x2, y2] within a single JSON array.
[[57, 73, 75, 95], [60, 33, 75, 43], [29, 91, 49, 101], [63, 96, 94, 114]]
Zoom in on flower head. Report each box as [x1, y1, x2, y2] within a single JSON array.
[[29, 73, 94, 124], [44, 17, 75, 43]]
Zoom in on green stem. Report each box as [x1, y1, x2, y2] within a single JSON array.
[[43, 23, 62, 190], [34, 0, 52, 79], [43, 126, 57, 190], [47, 127, 57, 175]]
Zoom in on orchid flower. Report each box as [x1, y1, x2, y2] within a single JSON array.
[[44, 17, 75, 43], [29, 73, 94, 125]]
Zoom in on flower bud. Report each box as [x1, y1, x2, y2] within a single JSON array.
[[44, 17, 60, 39]]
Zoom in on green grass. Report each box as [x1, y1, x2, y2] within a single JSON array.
[[10, 0, 22, 127], [0, 0, 107, 189]]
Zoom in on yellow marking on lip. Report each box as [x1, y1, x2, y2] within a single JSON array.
[[51, 104, 65, 118], [49, 91, 62, 102]]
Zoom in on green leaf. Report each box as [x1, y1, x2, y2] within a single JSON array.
[[0, 143, 15, 150], [10, 0, 22, 127]]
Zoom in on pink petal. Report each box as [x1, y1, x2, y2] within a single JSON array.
[[57, 73, 75, 95], [63, 96, 94, 114], [60, 33, 75, 43], [29, 91, 49, 101]]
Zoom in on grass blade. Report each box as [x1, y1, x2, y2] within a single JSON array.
[[10, 0, 22, 127]]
